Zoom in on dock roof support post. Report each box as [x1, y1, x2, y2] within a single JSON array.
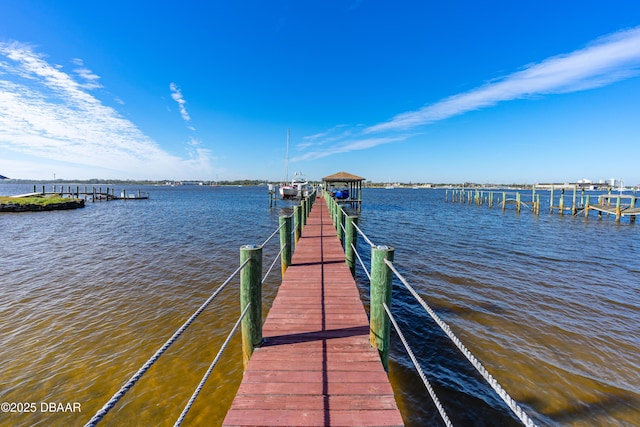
[[279, 215, 292, 276], [370, 245, 394, 371], [240, 244, 263, 368]]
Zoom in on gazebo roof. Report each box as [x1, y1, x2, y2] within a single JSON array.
[[322, 171, 365, 182]]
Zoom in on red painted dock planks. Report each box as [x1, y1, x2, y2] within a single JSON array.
[[223, 197, 403, 426]]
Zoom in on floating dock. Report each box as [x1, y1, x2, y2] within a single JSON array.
[[223, 197, 403, 426]]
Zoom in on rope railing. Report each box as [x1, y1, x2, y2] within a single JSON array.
[[173, 303, 252, 426], [260, 217, 288, 247], [383, 302, 453, 427], [383, 258, 539, 427], [84, 257, 251, 427], [352, 242, 371, 281], [351, 214, 375, 247], [262, 241, 288, 283], [83, 210, 303, 426]]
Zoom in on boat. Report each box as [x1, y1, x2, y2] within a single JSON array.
[[278, 129, 311, 199], [334, 188, 349, 200]]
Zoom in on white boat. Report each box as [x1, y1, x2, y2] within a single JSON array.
[[278, 129, 311, 199]]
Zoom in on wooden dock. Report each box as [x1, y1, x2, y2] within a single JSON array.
[[223, 197, 403, 426]]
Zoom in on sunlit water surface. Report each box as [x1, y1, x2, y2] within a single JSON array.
[[0, 184, 638, 426]]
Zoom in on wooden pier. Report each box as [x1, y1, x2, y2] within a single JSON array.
[[447, 187, 639, 223], [223, 197, 403, 426], [30, 185, 149, 201]]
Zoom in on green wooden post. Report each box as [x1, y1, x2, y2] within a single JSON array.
[[344, 216, 358, 276], [293, 205, 301, 244], [301, 198, 307, 227], [550, 186, 555, 214], [536, 194, 540, 215], [516, 192, 521, 213], [532, 186, 536, 210], [502, 192, 506, 211], [489, 191, 493, 208], [336, 205, 343, 241], [616, 196, 621, 222], [585, 195, 590, 219], [240, 244, 262, 367], [370, 245, 394, 370], [279, 215, 292, 276]]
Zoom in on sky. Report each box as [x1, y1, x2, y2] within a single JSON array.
[[1, 1, 640, 185]]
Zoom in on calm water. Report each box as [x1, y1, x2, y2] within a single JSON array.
[[0, 184, 638, 426]]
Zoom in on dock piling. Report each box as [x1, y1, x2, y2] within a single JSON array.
[[240, 244, 263, 367], [279, 215, 292, 276], [370, 245, 394, 370], [344, 215, 358, 277]]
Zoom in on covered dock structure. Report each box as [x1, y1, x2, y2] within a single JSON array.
[[322, 171, 365, 210]]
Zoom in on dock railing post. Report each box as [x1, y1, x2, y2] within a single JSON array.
[[240, 244, 263, 367], [279, 215, 292, 276], [344, 215, 358, 277], [336, 206, 343, 241], [370, 245, 394, 370], [293, 205, 301, 244], [550, 186, 555, 214]]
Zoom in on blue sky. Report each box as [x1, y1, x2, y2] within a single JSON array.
[[1, 1, 640, 184]]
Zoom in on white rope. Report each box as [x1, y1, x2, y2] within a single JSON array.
[[383, 303, 453, 427], [351, 242, 370, 281], [260, 219, 288, 247], [84, 258, 250, 426], [174, 303, 251, 426], [384, 259, 539, 427], [352, 221, 375, 247], [262, 242, 287, 283]]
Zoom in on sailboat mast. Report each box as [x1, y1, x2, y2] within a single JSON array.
[[285, 128, 290, 182]]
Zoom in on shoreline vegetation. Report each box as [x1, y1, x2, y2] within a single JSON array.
[[2, 179, 635, 190], [0, 195, 85, 212]]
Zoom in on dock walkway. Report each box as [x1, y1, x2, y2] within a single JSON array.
[[223, 197, 403, 426]]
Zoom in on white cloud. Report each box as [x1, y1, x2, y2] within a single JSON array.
[[169, 82, 192, 123], [71, 58, 102, 90], [298, 26, 640, 161], [291, 135, 406, 161], [0, 42, 212, 179], [365, 26, 640, 133]]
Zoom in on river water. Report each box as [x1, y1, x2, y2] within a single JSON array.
[[0, 184, 638, 426]]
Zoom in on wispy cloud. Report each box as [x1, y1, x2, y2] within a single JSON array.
[[298, 26, 640, 160], [71, 58, 102, 90], [169, 82, 192, 123], [366, 26, 640, 134], [291, 135, 407, 162], [0, 41, 212, 179]]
